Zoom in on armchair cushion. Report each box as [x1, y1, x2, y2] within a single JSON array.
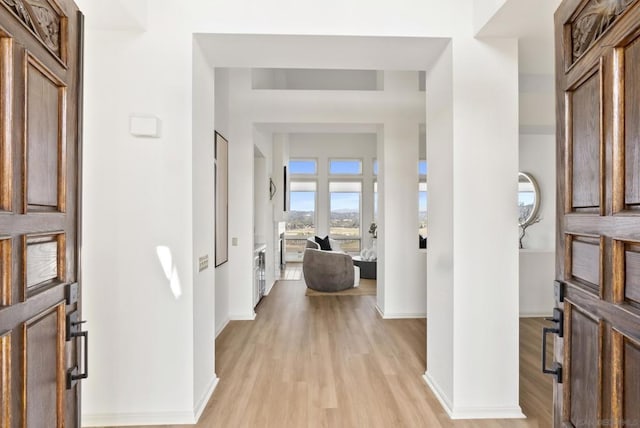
[[314, 235, 332, 251], [303, 247, 355, 292]]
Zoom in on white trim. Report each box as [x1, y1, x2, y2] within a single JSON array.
[[264, 280, 277, 295], [381, 312, 426, 319], [423, 372, 453, 418], [194, 376, 219, 422], [229, 312, 256, 321], [375, 304, 384, 318], [449, 406, 526, 420], [83, 377, 220, 426], [215, 318, 230, 338], [82, 411, 196, 426], [423, 372, 525, 420], [519, 312, 552, 318]]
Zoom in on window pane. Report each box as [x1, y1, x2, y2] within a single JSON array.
[[289, 159, 317, 175], [286, 184, 316, 259], [418, 160, 427, 176], [373, 181, 378, 222], [373, 159, 378, 176], [330, 159, 362, 175], [330, 189, 361, 252], [419, 182, 427, 237]]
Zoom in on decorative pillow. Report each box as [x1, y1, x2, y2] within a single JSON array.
[[315, 235, 332, 251], [419, 235, 427, 249]]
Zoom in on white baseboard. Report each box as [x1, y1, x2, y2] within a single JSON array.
[[423, 372, 453, 417], [82, 377, 219, 427], [194, 376, 219, 422], [375, 305, 426, 319], [375, 304, 384, 318], [264, 280, 276, 295], [382, 312, 426, 319], [422, 372, 525, 420], [82, 410, 196, 426], [519, 312, 552, 318], [215, 318, 230, 338], [229, 312, 256, 321]]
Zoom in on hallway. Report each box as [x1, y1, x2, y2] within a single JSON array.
[[111, 280, 552, 427]]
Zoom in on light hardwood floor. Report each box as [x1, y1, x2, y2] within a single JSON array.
[[109, 281, 553, 428]]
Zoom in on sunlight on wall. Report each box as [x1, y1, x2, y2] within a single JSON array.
[[156, 245, 183, 299]]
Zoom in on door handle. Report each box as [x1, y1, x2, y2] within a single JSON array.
[[541, 307, 563, 383], [66, 312, 89, 389]]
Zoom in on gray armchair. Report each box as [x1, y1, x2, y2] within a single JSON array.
[[302, 239, 355, 292]]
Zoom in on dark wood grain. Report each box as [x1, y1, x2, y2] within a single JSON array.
[[571, 73, 601, 209], [623, 336, 640, 425], [0, 1, 82, 425], [571, 238, 601, 287], [0, 238, 10, 306], [0, 331, 9, 427], [24, 304, 64, 428], [568, 306, 601, 427], [0, 34, 11, 213], [25, 56, 65, 211], [625, 247, 640, 304], [25, 235, 59, 288], [556, 1, 640, 425], [625, 36, 640, 206]]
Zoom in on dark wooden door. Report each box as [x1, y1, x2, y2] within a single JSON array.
[[0, 0, 83, 426], [554, 0, 640, 426]]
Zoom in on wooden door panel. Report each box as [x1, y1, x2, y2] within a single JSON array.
[[564, 303, 603, 427], [24, 303, 64, 428], [0, 331, 9, 426], [25, 53, 66, 212], [568, 71, 602, 211], [0, 237, 10, 306], [567, 234, 602, 292], [620, 241, 640, 305], [556, 1, 640, 426], [624, 35, 640, 207], [0, 31, 12, 213], [0, 0, 82, 426], [24, 232, 64, 292]]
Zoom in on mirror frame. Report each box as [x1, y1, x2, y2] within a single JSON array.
[[518, 172, 540, 227]]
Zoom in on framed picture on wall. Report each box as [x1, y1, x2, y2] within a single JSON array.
[[215, 131, 229, 267], [283, 165, 288, 212]]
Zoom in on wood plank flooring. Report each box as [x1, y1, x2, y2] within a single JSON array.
[[106, 281, 553, 428]]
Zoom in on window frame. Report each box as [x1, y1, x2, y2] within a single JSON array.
[[328, 158, 363, 176]]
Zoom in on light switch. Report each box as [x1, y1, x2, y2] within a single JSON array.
[[232, 237, 238, 246], [198, 255, 209, 272]]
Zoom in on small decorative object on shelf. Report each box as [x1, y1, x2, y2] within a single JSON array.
[[519, 216, 541, 249], [368, 222, 377, 239]]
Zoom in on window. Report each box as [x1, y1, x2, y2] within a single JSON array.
[[373, 159, 378, 176], [329, 181, 361, 253], [289, 159, 317, 175], [373, 181, 378, 222], [418, 160, 427, 176], [419, 182, 427, 237], [419, 160, 427, 240], [285, 181, 316, 259], [329, 159, 362, 175]]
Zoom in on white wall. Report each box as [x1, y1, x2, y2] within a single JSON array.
[[80, 26, 197, 425], [214, 68, 231, 336], [426, 34, 523, 418], [192, 40, 219, 416], [77, 0, 537, 423]]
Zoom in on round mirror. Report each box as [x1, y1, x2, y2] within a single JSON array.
[[518, 172, 540, 227]]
